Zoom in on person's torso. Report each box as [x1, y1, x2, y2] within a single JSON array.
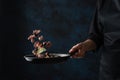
[[99, 0, 120, 48], [98, 0, 120, 73]]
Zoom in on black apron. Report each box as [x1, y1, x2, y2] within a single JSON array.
[[89, 0, 120, 80]]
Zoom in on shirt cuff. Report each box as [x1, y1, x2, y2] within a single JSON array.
[[88, 33, 103, 51]]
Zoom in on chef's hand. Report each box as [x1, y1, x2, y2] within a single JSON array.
[[69, 42, 87, 58], [69, 39, 96, 58]]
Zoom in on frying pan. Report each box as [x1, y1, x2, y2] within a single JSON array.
[[24, 52, 76, 64]]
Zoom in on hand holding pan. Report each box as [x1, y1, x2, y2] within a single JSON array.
[[24, 42, 86, 64]]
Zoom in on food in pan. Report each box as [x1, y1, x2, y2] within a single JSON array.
[[28, 29, 53, 58]]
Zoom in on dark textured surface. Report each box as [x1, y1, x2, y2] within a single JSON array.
[[0, 0, 100, 80]]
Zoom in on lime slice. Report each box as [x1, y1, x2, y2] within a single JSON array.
[[37, 47, 47, 54]]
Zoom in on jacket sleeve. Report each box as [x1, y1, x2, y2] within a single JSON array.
[[88, 0, 104, 49]]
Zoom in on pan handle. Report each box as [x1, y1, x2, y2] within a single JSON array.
[[69, 50, 78, 56], [69, 50, 84, 58]]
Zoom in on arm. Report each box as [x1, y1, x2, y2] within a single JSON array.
[[69, 39, 97, 58], [88, 0, 104, 49], [82, 39, 97, 51], [69, 0, 104, 58]]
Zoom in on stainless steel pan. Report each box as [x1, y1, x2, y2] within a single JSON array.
[[24, 52, 75, 64]]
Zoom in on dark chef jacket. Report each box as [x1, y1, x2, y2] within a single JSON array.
[[88, 0, 120, 80]]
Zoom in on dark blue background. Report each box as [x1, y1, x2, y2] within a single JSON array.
[[0, 0, 100, 80]]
